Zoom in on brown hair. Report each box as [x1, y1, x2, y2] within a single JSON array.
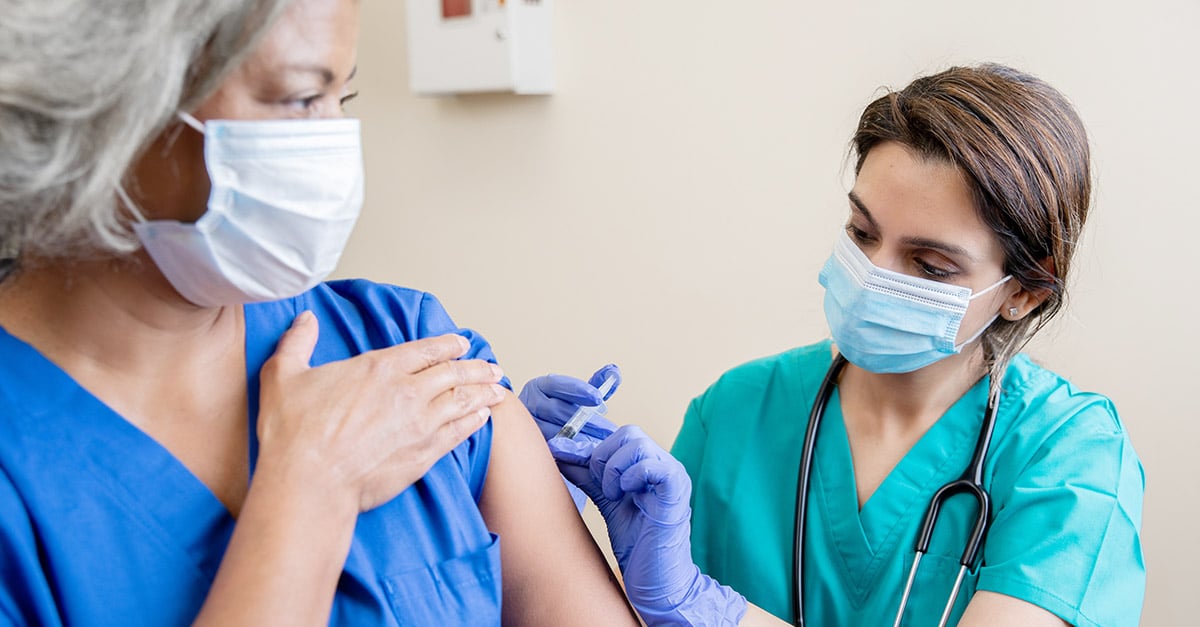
[[852, 63, 1092, 391]]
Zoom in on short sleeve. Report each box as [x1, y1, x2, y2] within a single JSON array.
[[309, 281, 509, 390], [978, 399, 1145, 627], [0, 468, 60, 626], [412, 290, 506, 501], [415, 292, 506, 388], [302, 281, 507, 504]]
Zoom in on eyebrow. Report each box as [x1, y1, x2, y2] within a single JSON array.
[[283, 64, 358, 85], [847, 191, 878, 228], [847, 191, 979, 262]]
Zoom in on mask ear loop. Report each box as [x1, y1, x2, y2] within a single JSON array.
[[115, 183, 147, 224], [955, 275, 1014, 351], [177, 111, 206, 133], [121, 112, 206, 227], [967, 275, 1012, 300], [953, 313, 1000, 351]]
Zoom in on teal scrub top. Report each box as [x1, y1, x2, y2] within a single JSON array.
[[672, 340, 1144, 627]]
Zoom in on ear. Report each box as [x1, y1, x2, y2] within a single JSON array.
[[1001, 257, 1055, 321]]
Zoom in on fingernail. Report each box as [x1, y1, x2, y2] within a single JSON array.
[[490, 364, 504, 380], [292, 311, 314, 327], [491, 383, 506, 400], [477, 407, 491, 421]]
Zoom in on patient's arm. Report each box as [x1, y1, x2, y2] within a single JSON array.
[[479, 392, 640, 626]]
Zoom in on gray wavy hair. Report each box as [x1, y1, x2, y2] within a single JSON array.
[[0, 0, 292, 271]]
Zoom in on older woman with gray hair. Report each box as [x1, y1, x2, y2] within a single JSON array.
[[0, 1, 642, 624]]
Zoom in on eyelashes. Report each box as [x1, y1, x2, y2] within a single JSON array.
[[282, 90, 360, 115], [846, 223, 874, 244], [844, 223, 958, 279], [914, 258, 954, 278]]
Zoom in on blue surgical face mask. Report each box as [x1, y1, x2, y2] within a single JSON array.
[[818, 230, 1011, 374]]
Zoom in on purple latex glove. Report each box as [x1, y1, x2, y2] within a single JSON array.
[[519, 365, 622, 510], [550, 426, 747, 627], [519, 364, 622, 442]]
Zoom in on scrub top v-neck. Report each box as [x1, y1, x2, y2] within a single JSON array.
[[0, 280, 506, 626], [803, 383, 986, 624], [672, 340, 1145, 627]]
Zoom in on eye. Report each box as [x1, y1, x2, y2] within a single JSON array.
[[339, 90, 360, 107], [284, 93, 323, 112], [914, 257, 955, 279], [845, 223, 876, 244]]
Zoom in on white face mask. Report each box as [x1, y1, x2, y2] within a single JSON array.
[[132, 112, 364, 306]]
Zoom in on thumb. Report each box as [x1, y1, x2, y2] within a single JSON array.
[[266, 311, 319, 378], [587, 364, 622, 400], [549, 437, 605, 503], [548, 436, 596, 468]]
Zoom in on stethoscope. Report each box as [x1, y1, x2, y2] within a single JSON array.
[[791, 354, 1001, 627]]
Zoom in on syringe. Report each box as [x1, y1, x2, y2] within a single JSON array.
[[555, 375, 617, 439]]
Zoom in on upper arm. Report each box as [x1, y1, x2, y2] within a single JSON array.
[[960, 591, 1069, 627], [478, 393, 639, 627], [409, 288, 633, 623]]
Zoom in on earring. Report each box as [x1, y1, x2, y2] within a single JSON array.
[[1008, 306, 1019, 318]]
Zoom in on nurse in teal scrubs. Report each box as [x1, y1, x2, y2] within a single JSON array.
[[524, 64, 1145, 626]]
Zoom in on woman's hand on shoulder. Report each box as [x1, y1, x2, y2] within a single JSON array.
[[255, 311, 507, 513]]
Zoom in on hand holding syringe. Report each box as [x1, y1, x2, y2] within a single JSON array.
[[554, 375, 618, 440]]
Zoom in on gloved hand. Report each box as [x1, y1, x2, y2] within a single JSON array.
[[519, 364, 622, 442], [519, 365, 622, 511], [550, 426, 747, 627]]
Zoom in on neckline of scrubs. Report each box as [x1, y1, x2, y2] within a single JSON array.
[[0, 314, 256, 526], [812, 380, 987, 602]]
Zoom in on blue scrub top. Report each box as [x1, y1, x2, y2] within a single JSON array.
[[0, 280, 507, 626], [673, 340, 1145, 626]]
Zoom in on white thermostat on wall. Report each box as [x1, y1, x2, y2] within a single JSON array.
[[404, 0, 554, 96]]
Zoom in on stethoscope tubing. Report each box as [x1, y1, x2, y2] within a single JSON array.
[[791, 354, 1001, 627], [791, 354, 847, 627]]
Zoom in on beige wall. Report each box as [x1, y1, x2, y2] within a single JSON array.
[[340, 1, 1199, 623]]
